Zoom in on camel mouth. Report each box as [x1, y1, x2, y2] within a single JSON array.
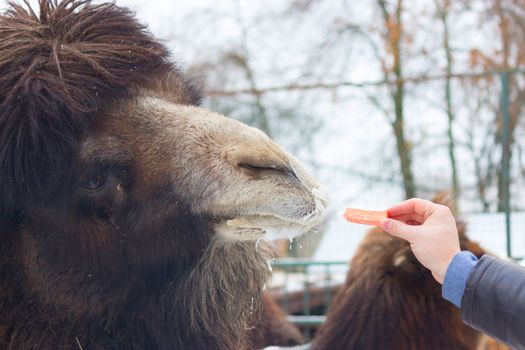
[[215, 187, 328, 241]]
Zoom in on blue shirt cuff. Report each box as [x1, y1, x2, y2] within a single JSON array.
[[442, 251, 479, 308]]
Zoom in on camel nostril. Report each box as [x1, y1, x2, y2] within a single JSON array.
[[238, 162, 280, 176], [237, 162, 298, 180], [227, 145, 300, 180], [238, 163, 278, 172]]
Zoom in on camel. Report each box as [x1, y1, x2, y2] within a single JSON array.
[[312, 194, 508, 350], [0, 1, 327, 349]]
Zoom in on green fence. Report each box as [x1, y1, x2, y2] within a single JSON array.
[[269, 259, 348, 341]]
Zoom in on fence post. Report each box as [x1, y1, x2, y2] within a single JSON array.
[[500, 72, 512, 259]]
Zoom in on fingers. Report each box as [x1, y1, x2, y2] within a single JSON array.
[[387, 213, 424, 225], [386, 198, 437, 219], [380, 218, 416, 241]]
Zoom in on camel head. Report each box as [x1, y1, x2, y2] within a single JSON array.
[[0, 0, 327, 268], [74, 92, 328, 265]]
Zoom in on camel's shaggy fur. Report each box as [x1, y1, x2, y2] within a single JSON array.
[[0, 1, 326, 349], [0, 0, 199, 216]]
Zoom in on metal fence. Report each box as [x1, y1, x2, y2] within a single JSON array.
[[499, 71, 514, 260], [269, 259, 348, 341]]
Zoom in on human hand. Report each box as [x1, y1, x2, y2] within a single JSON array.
[[380, 198, 460, 284]]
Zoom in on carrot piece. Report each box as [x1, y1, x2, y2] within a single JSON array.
[[343, 208, 388, 226]]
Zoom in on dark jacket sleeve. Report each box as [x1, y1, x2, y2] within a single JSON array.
[[461, 255, 525, 349]]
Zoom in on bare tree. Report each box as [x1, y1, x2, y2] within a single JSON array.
[[495, 0, 525, 211], [459, 76, 498, 211], [376, 0, 415, 199], [434, 0, 460, 204], [476, 0, 525, 211]]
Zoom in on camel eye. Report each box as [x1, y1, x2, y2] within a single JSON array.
[[82, 174, 107, 191]]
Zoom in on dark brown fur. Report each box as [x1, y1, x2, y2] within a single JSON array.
[[313, 195, 491, 350], [0, 0, 199, 216], [0, 1, 305, 349]]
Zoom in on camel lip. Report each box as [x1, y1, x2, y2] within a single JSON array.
[[217, 215, 321, 242], [211, 186, 328, 241], [225, 213, 320, 229], [217, 187, 328, 241]]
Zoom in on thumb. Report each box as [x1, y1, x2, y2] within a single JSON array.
[[380, 218, 415, 241]]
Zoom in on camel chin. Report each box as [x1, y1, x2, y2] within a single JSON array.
[[216, 186, 328, 242]]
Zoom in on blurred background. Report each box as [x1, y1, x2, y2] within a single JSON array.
[[4, 0, 525, 339]]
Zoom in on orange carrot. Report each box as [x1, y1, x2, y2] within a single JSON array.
[[343, 208, 387, 226]]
